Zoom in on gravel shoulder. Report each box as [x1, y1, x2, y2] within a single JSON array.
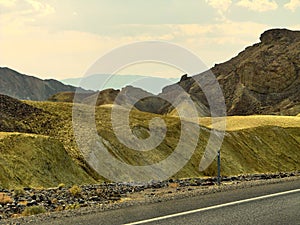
[[1, 172, 300, 225]]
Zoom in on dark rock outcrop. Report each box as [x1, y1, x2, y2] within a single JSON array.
[[48, 92, 94, 103], [0, 94, 56, 133], [115, 86, 172, 114], [83, 88, 120, 106], [159, 28, 300, 116]]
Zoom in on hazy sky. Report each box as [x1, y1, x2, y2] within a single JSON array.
[[1, 0, 299, 79]]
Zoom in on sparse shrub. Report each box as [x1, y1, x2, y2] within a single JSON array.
[[22, 205, 46, 216], [55, 205, 64, 211], [0, 192, 13, 204], [18, 201, 28, 206], [65, 202, 80, 210], [69, 185, 82, 197], [58, 183, 65, 189], [168, 182, 179, 188], [51, 198, 58, 204], [34, 186, 45, 190], [13, 188, 25, 197]]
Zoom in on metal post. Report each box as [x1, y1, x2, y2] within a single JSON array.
[[217, 150, 221, 186]]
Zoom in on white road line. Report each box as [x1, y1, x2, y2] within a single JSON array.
[[124, 188, 300, 225]]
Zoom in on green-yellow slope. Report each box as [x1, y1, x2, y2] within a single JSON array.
[[0, 132, 94, 189], [1, 101, 298, 188]]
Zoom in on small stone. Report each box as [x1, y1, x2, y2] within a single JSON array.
[[27, 200, 37, 206], [79, 199, 85, 204]]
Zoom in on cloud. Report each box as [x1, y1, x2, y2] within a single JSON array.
[[0, 1, 283, 79], [206, 0, 232, 21], [0, 0, 16, 7], [206, 0, 232, 11], [236, 0, 278, 12], [0, 0, 55, 17], [1, 13, 270, 79], [284, 0, 300, 12], [25, 0, 55, 16]]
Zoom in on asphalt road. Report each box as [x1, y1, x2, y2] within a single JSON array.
[[125, 189, 300, 225], [33, 179, 300, 225]]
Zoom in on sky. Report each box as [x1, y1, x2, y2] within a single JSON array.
[[0, 0, 300, 79]]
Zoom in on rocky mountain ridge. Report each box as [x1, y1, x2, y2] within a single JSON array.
[[2, 28, 299, 116], [54, 28, 300, 116], [159, 28, 300, 116], [0, 67, 89, 101]]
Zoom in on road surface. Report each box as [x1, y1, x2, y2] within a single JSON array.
[[23, 179, 300, 225]]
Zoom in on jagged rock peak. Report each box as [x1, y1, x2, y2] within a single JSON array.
[[260, 28, 300, 44], [180, 74, 190, 82]]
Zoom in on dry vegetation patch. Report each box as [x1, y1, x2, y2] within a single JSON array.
[[198, 115, 300, 131], [0, 192, 13, 204]]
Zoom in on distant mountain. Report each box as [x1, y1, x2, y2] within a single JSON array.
[[49, 88, 119, 106], [48, 86, 164, 113], [0, 67, 89, 101], [155, 28, 300, 116], [61, 74, 179, 94]]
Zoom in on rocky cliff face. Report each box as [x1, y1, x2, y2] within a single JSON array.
[[21, 28, 300, 116], [0, 67, 87, 101], [160, 28, 300, 116]]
